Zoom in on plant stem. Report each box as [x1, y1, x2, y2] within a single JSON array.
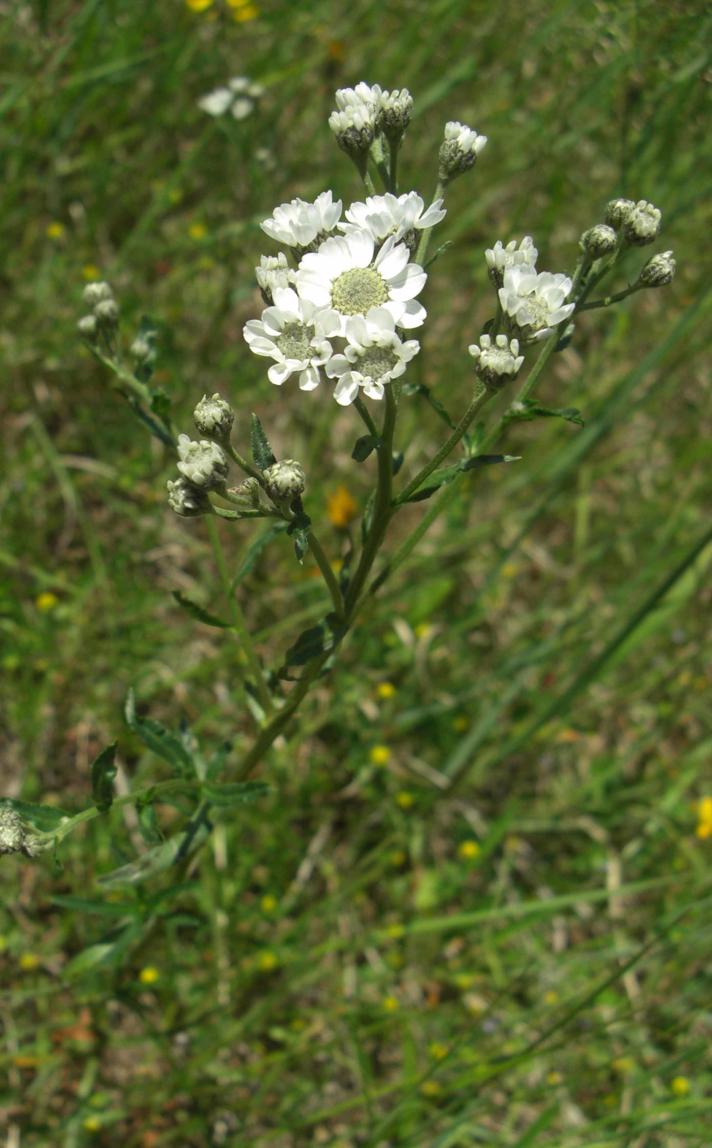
[[308, 530, 345, 620], [226, 442, 265, 485], [344, 387, 397, 614], [415, 180, 445, 266], [397, 382, 493, 503], [353, 396, 379, 438], [207, 516, 274, 718], [577, 285, 641, 311]]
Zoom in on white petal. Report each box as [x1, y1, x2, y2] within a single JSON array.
[[325, 354, 350, 379], [388, 263, 427, 300], [377, 241, 410, 280], [268, 362, 292, 385], [299, 366, 321, 390], [334, 374, 361, 405], [362, 379, 385, 401], [395, 299, 426, 329]]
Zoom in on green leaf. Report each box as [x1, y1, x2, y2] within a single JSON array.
[[232, 523, 288, 588], [127, 396, 175, 447], [171, 590, 231, 628], [282, 617, 343, 671], [63, 930, 138, 978], [206, 741, 233, 781], [51, 894, 139, 918], [391, 450, 404, 476], [98, 826, 209, 888], [401, 382, 457, 429], [201, 780, 270, 807], [351, 434, 379, 462], [405, 455, 518, 502], [250, 412, 276, 470], [90, 742, 117, 813], [506, 400, 584, 427], [125, 689, 195, 775], [149, 387, 171, 422], [4, 799, 70, 832], [287, 509, 312, 565]]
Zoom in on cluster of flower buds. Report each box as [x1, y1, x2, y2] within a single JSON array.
[[468, 334, 524, 389], [77, 281, 119, 342], [328, 83, 414, 167], [605, 198, 662, 246], [579, 224, 618, 259]]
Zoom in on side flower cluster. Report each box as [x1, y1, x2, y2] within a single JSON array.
[[245, 189, 439, 405], [485, 236, 575, 343]]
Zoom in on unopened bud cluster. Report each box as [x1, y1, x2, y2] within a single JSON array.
[[329, 83, 414, 164], [193, 393, 235, 443], [0, 805, 41, 858], [176, 434, 229, 491], [604, 198, 662, 246], [579, 224, 618, 259], [637, 251, 676, 288], [263, 460, 305, 502], [78, 281, 118, 341], [439, 121, 488, 182], [468, 334, 524, 388], [255, 253, 294, 303]]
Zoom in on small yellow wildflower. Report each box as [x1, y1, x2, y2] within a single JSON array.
[[429, 1041, 448, 1060], [382, 995, 399, 1012], [35, 591, 59, 612], [185, 0, 214, 10], [257, 950, 279, 971], [395, 791, 414, 810], [260, 894, 278, 914], [671, 1075, 690, 1097], [501, 561, 519, 578], [695, 797, 712, 839], [451, 715, 469, 732], [457, 840, 480, 861], [377, 681, 397, 700], [369, 745, 391, 766], [231, 1, 259, 18], [19, 953, 41, 972], [82, 264, 100, 281], [139, 966, 160, 985], [546, 1070, 563, 1086], [612, 1057, 634, 1074], [14, 1054, 41, 1069], [189, 222, 207, 241], [543, 989, 559, 1006], [327, 485, 358, 529], [83, 1116, 102, 1133], [414, 622, 432, 639], [46, 221, 65, 240], [420, 1080, 442, 1098], [385, 923, 405, 940]]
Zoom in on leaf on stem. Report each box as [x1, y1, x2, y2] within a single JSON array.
[[3, 799, 70, 832], [404, 455, 519, 502], [250, 412, 277, 470], [90, 742, 117, 813], [352, 433, 380, 462], [506, 400, 584, 427], [401, 382, 457, 430], [232, 523, 289, 588], [171, 590, 232, 629], [125, 689, 195, 775], [200, 780, 270, 806]]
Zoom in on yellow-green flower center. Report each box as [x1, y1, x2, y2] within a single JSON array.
[[331, 267, 388, 315], [277, 322, 312, 361], [357, 346, 399, 380]]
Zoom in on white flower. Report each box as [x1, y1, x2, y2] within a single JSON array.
[[176, 435, 229, 490], [333, 82, 382, 119], [261, 191, 342, 250], [485, 237, 538, 280], [439, 121, 487, 179], [325, 309, 419, 405], [198, 76, 263, 120], [499, 267, 575, 341], [243, 287, 340, 390], [296, 231, 427, 335], [329, 106, 376, 157], [255, 253, 295, 300], [468, 334, 524, 387], [341, 192, 446, 244]]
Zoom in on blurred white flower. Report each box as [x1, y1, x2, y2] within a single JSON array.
[[261, 191, 342, 249], [325, 309, 419, 405], [499, 267, 575, 341], [341, 192, 446, 244], [296, 231, 427, 334], [243, 287, 340, 390], [198, 76, 263, 120]]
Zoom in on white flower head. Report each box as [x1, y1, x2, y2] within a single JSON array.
[[193, 393, 234, 442], [621, 200, 662, 246], [439, 120, 487, 180], [325, 309, 419, 405], [261, 191, 342, 251], [255, 253, 295, 301], [243, 287, 340, 391], [485, 237, 538, 285], [499, 267, 575, 341], [198, 76, 263, 120], [378, 88, 413, 139], [341, 192, 446, 246], [176, 435, 229, 491], [468, 334, 524, 388], [296, 231, 427, 335], [167, 477, 212, 517], [333, 82, 383, 119]]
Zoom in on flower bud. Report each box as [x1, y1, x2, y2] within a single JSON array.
[[604, 198, 635, 229], [0, 804, 41, 857], [77, 315, 98, 340], [193, 393, 235, 443], [328, 107, 376, 163], [83, 281, 114, 307], [166, 477, 212, 517], [377, 88, 414, 142], [263, 460, 305, 501], [234, 477, 261, 507], [176, 434, 229, 491], [130, 336, 153, 363], [621, 200, 662, 246], [579, 224, 618, 259], [94, 298, 119, 327], [468, 334, 524, 389], [637, 250, 676, 288], [255, 253, 294, 304], [438, 121, 487, 182]]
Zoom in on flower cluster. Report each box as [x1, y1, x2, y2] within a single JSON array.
[[484, 235, 575, 343], [245, 190, 435, 405], [328, 82, 414, 161], [198, 76, 263, 120]]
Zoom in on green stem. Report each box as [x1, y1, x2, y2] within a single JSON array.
[[307, 531, 345, 620], [353, 396, 379, 438], [577, 285, 641, 311], [207, 517, 274, 718], [415, 180, 446, 266], [344, 387, 397, 614], [397, 381, 493, 504], [388, 140, 399, 193], [226, 442, 265, 485]]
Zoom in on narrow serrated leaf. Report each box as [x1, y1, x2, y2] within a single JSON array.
[[125, 689, 195, 774], [90, 742, 117, 813], [250, 412, 276, 469], [171, 591, 231, 628], [352, 434, 379, 462], [4, 799, 70, 832], [201, 780, 270, 807]]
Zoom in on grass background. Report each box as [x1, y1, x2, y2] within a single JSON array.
[[1, 1, 711, 1145]]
